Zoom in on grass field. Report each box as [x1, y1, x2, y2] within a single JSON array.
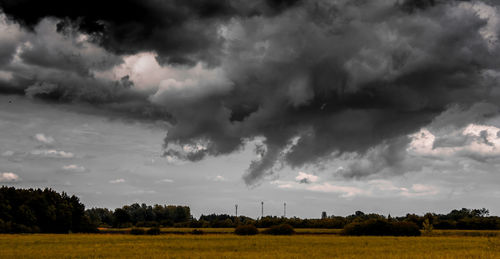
[[1, 231, 500, 258]]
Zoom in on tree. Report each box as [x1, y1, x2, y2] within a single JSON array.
[[113, 208, 130, 228]]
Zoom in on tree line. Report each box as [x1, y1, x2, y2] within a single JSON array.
[[185, 208, 499, 230], [86, 206, 500, 231], [1, 186, 499, 233], [86, 203, 191, 228], [0, 186, 96, 233]]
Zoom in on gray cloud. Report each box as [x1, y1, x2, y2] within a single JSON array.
[[0, 17, 173, 122], [158, 0, 500, 184], [1, 0, 500, 185]]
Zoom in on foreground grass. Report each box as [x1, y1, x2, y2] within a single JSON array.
[[1, 233, 500, 258]]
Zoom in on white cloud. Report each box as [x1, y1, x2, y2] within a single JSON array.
[[61, 164, 87, 173], [369, 179, 405, 192], [272, 177, 441, 199], [271, 179, 366, 197], [209, 175, 227, 182], [459, 1, 500, 49], [277, 183, 293, 189], [295, 172, 318, 184], [156, 178, 174, 183], [109, 178, 125, 184], [96, 52, 233, 99], [0, 172, 20, 182], [30, 149, 74, 158], [408, 124, 500, 158], [34, 133, 54, 144], [400, 184, 439, 197], [150, 65, 233, 107]]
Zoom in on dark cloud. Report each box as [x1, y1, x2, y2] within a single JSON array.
[[335, 136, 417, 179], [0, 0, 301, 66], [399, 0, 437, 12], [0, 17, 173, 122], [156, 0, 500, 184], [1, 0, 500, 185]]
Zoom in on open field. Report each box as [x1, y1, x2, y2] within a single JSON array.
[[1, 232, 500, 258]]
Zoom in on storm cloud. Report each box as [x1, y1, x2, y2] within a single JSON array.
[[0, 0, 302, 66], [1, 0, 500, 185]]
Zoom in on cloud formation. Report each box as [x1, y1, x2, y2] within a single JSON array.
[[0, 0, 302, 66], [0, 172, 19, 182], [1, 0, 500, 185], [272, 177, 441, 198], [295, 172, 318, 184], [34, 133, 54, 145]]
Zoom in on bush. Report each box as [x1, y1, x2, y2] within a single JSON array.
[[263, 224, 295, 235], [234, 225, 258, 235], [146, 227, 161, 235], [342, 219, 420, 236], [130, 228, 145, 235], [192, 229, 204, 235], [391, 221, 421, 236]]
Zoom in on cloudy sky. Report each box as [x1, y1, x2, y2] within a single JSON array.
[[1, 0, 500, 218]]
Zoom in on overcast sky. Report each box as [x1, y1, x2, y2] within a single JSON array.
[[1, 0, 500, 218]]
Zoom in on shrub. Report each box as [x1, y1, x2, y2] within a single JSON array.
[[263, 224, 295, 235], [422, 218, 433, 234], [130, 228, 145, 235], [342, 219, 420, 236], [192, 229, 204, 235], [234, 225, 258, 235], [391, 221, 421, 236], [146, 227, 161, 235]]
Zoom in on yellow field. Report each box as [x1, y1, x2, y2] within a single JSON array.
[[1, 232, 500, 258]]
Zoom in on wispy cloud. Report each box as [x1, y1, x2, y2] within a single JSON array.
[[272, 177, 441, 199], [109, 178, 125, 184], [306, 183, 367, 198], [156, 178, 174, 183], [30, 149, 74, 158], [400, 184, 439, 198]]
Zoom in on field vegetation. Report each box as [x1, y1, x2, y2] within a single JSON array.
[[2, 187, 500, 258], [1, 232, 499, 258]]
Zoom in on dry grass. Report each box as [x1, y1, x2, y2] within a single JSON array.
[[1, 232, 500, 258]]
